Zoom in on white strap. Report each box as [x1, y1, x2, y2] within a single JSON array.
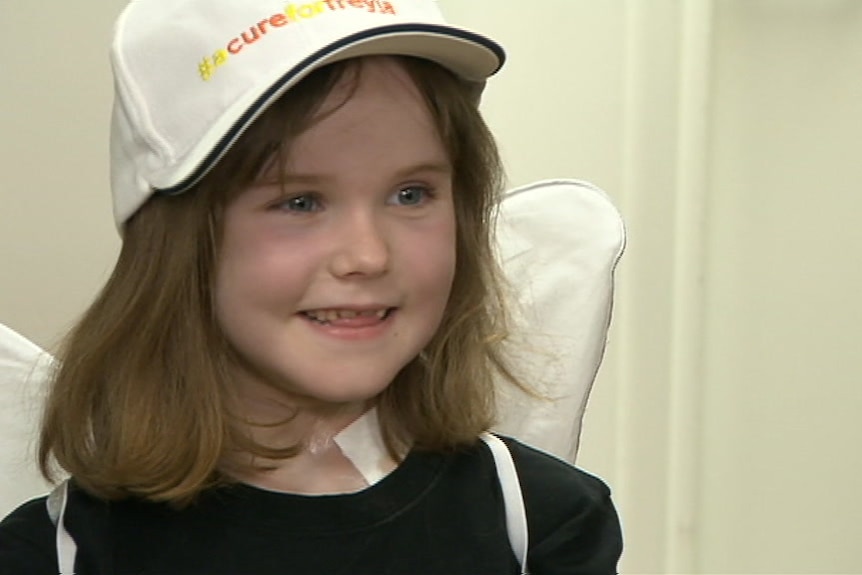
[[46, 480, 78, 575], [480, 433, 529, 574]]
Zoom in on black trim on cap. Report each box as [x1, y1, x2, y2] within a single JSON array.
[[155, 23, 504, 197]]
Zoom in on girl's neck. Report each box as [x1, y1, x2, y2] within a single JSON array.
[[223, 378, 376, 494]]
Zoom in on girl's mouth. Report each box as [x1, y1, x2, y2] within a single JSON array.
[[300, 308, 395, 326]]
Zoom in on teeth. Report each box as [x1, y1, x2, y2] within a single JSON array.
[[304, 308, 389, 323]]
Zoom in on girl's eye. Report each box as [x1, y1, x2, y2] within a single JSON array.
[[389, 185, 431, 207], [272, 194, 320, 213]]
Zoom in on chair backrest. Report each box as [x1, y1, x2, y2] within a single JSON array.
[[0, 178, 625, 516], [493, 179, 625, 462]]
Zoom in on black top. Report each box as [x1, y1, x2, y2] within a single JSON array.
[[0, 436, 622, 574]]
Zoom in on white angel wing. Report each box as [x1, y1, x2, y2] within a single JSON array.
[[0, 323, 55, 516], [493, 179, 625, 463]]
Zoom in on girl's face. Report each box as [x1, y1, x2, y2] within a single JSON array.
[[214, 58, 456, 407]]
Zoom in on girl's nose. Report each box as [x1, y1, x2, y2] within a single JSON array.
[[329, 212, 390, 278]]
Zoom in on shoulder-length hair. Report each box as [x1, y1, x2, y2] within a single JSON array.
[[39, 56, 522, 505]]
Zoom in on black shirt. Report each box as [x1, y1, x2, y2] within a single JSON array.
[[0, 436, 622, 574]]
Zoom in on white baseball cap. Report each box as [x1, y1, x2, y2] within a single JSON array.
[[109, 0, 505, 226]]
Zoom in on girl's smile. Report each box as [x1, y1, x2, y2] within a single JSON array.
[[299, 305, 397, 340]]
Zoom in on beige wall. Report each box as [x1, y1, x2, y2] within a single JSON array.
[[2, 1, 861, 572], [1, 1, 124, 349], [700, 2, 862, 572]]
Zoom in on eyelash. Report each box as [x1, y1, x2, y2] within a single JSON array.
[[269, 185, 435, 213]]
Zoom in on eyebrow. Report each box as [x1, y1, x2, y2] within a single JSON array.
[[265, 161, 453, 186]]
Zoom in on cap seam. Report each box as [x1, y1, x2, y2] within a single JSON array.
[[111, 7, 176, 167]]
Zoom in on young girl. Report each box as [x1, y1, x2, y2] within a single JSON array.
[[0, 1, 622, 573]]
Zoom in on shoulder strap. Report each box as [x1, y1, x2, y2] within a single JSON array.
[[480, 432, 529, 574], [46, 480, 78, 575], [42, 443, 529, 575]]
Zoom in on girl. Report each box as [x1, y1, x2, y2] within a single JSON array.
[[0, 1, 622, 573]]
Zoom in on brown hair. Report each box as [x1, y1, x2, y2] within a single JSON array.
[[39, 56, 522, 505]]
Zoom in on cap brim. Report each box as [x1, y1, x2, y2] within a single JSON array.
[[153, 23, 504, 197]]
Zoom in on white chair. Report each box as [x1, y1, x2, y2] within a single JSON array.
[[0, 178, 625, 516]]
